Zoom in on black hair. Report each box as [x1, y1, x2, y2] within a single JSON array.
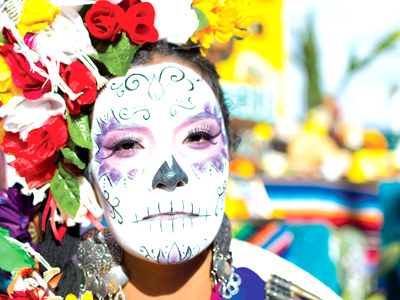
[[130, 41, 234, 151]]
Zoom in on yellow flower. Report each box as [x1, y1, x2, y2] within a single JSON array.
[[66, 292, 93, 300], [0, 58, 11, 93], [191, 0, 254, 55], [0, 56, 22, 105], [16, 0, 60, 38]]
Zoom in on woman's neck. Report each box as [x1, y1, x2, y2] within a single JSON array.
[[122, 245, 214, 300]]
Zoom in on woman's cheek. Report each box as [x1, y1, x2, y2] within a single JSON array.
[[179, 137, 224, 160], [187, 145, 226, 177], [105, 149, 143, 169]]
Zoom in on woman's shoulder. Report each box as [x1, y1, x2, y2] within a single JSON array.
[[230, 238, 342, 300]]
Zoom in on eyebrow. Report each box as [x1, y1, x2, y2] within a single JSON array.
[[98, 118, 147, 135], [183, 111, 219, 123]]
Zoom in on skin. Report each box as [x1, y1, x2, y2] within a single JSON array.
[[90, 56, 229, 299], [122, 244, 213, 299]]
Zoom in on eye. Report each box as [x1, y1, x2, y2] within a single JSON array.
[[184, 132, 215, 144], [104, 137, 144, 154], [102, 134, 145, 159], [183, 124, 222, 147], [116, 140, 143, 151]]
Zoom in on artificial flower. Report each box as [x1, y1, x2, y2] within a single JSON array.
[[66, 291, 93, 300], [2, 28, 17, 45], [0, 55, 12, 93], [122, 2, 158, 44], [6, 267, 38, 296], [0, 93, 66, 141], [16, 0, 60, 38], [0, 44, 51, 100], [191, 0, 254, 55], [1, 115, 68, 189], [12, 115, 68, 164], [45, 5, 98, 64], [24, 31, 68, 67], [0, 55, 22, 105], [0, 183, 36, 247], [85, 0, 125, 42], [10, 288, 44, 300], [142, 0, 198, 45], [47, 0, 122, 6], [10, 156, 59, 190], [119, 0, 140, 10], [62, 61, 97, 114]]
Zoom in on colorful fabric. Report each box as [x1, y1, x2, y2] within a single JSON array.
[[230, 267, 266, 299], [246, 221, 293, 256], [265, 182, 382, 231], [210, 267, 266, 300]]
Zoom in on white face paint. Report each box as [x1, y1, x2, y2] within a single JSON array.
[[90, 63, 229, 264]]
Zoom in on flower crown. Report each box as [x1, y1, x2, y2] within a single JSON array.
[[0, 0, 253, 239]]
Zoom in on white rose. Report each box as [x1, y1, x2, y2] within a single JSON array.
[[48, 0, 122, 7], [143, 0, 199, 45], [0, 93, 66, 141], [46, 5, 97, 64]]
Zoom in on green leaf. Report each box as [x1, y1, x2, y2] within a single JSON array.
[[193, 7, 209, 32], [78, 4, 93, 20], [378, 241, 400, 276], [338, 30, 400, 93], [0, 227, 35, 277], [50, 162, 81, 217], [0, 34, 9, 45], [67, 113, 92, 150], [61, 147, 86, 170], [92, 32, 142, 76]]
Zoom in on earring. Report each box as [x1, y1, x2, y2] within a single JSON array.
[[77, 228, 129, 300], [211, 214, 241, 299]]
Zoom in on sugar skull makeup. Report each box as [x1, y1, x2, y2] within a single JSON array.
[[90, 63, 229, 264]]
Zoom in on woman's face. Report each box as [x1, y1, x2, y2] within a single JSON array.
[[90, 62, 229, 264]]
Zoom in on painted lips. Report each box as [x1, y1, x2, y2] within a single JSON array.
[[142, 212, 199, 221]]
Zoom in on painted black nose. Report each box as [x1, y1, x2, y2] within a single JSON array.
[[152, 156, 188, 191]]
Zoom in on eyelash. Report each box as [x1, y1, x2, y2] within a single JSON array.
[[103, 135, 143, 158], [186, 124, 221, 145]]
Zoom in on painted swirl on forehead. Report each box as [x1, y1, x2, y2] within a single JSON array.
[[93, 112, 138, 184], [108, 65, 198, 98], [110, 73, 150, 98], [105, 66, 199, 118]]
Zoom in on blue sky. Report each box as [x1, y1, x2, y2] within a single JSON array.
[[285, 0, 400, 133]]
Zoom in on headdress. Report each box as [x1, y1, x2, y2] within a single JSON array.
[[0, 0, 253, 298]]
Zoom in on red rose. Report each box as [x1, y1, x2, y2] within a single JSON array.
[[85, 1, 125, 41], [1, 115, 68, 189], [2, 28, 17, 44], [62, 61, 97, 115], [23, 116, 69, 163], [0, 44, 51, 100], [122, 2, 158, 44], [9, 155, 59, 189], [119, 0, 140, 11], [12, 288, 45, 300]]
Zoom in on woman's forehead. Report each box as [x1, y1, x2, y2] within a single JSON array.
[[93, 62, 221, 125]]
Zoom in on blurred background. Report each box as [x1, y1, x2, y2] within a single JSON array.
[[208, 0, 400, 299], [1, 0, 400, 299]]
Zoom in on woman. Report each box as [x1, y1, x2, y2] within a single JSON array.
[[0, 1, 341, 299], [85, 41, 341, 300]]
